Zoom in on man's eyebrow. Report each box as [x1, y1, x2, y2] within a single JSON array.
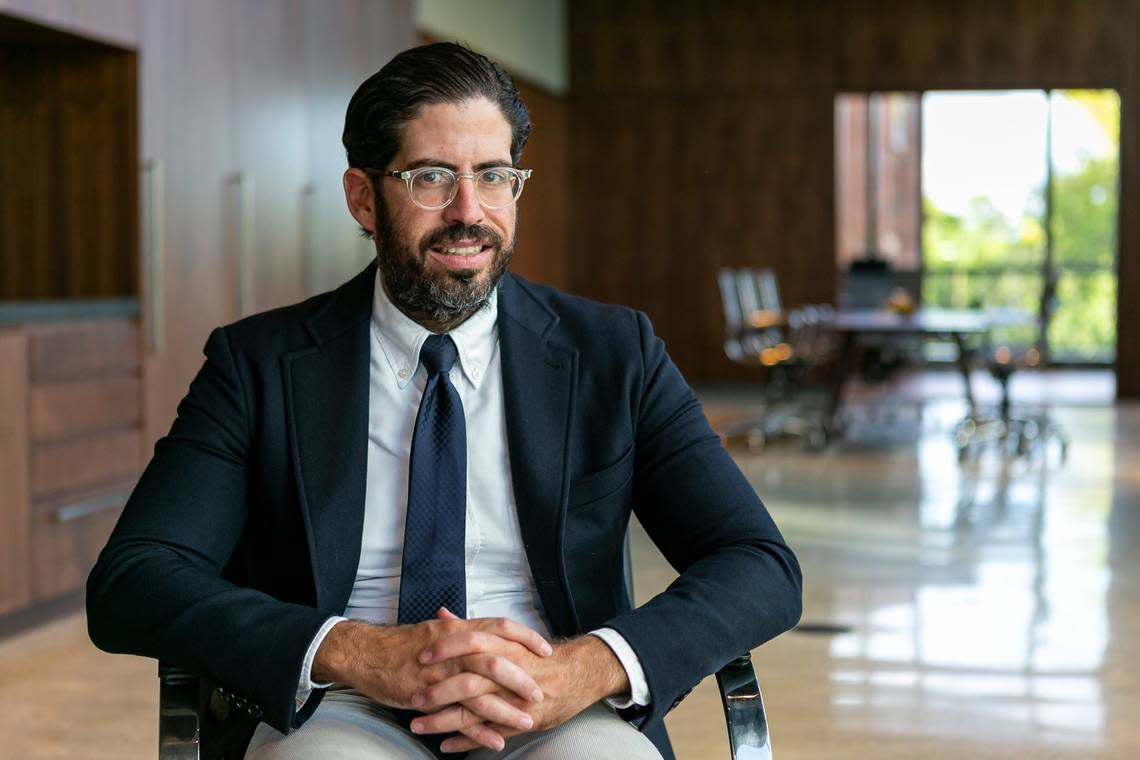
[[402, 158, 515, 171]]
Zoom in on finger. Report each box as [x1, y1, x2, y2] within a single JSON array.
[[462, 694, 534, 731], [440, 735, 482, 754], [419, 658, 542, 707], [436, 607, 462, 621], [413, 691, 532, 733], [464, 653, 543, 702], [421, 628, 550, 666], [475, 617, 553, 658], [414, 672, 496, 709], [445, 722, 518, 754], [453, 722, 506, 753], [410, 704, 476, 736], [420, 630, 501, 664]]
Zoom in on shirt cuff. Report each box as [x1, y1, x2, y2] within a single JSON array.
[[295, 616, 347, 710], [588, 627, 650, 709]]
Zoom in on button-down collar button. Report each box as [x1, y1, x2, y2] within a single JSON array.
[[471, 367, 481, 379], [398, 366, 409, 379]]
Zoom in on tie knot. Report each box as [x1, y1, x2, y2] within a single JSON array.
[[419, 334, 458, 375]]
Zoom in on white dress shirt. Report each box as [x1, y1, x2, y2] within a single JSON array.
[[296, 270, 648, 711]]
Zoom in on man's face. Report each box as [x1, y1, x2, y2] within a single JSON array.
[[374, 97, 517, 326]]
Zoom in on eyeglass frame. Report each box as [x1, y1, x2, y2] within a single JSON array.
[[363, 165, 534, 210]]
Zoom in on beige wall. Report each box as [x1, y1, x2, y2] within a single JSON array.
[[414, 0, 567, 95]]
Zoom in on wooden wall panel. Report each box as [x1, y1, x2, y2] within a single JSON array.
[[569, 0, 1140, 394], [568, 90, 835, 380], [1117, 10, 1140, 396], [0, 44, 53, 298], [229, 0, 307, 315], [0, 15, 137, 301], [507, 77, 568, 289]]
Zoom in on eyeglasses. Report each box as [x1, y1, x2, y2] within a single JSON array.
[[366, 165, 533, 210]]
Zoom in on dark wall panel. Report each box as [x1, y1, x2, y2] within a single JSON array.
[[510, 77, 569, 290], [0, 19, 137, 300], [569, 0, 1140, 394]]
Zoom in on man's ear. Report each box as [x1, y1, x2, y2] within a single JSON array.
[[343, 168, 377, 235]]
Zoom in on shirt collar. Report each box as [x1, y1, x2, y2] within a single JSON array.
[[371, 267, 498, 390]]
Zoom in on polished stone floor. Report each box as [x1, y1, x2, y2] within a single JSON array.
[[1, 372, 1137, 758]]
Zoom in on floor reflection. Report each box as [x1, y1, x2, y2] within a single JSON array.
[[678, 386, 1138, 758]]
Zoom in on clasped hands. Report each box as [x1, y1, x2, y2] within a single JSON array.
[[312, 609, 628, 753]]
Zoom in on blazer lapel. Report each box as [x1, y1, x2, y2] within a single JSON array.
[[283, 262, 375, 614], [497, 275, 579, 635]]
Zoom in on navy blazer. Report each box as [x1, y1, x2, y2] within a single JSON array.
[[87, 262, 802, 736]]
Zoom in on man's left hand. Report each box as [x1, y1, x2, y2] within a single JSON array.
[[409, 610, 631, 753]]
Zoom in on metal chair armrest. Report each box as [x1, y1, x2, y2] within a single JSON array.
[[159, 663, 201, 760], [715, 653, 772, 759]]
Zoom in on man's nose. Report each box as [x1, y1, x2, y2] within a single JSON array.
[[442, 176, 484, 226]]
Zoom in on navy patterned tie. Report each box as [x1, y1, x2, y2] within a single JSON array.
[[397, 334, 467, 624]]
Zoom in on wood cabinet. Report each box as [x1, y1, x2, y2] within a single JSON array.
[[0, 318, 142, 612], [0, 330, 31, 616]]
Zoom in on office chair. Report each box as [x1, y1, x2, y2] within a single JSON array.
[[954, 272, 1069, 463], [717, 267, 835, 449], [717, 267, 783, 368]]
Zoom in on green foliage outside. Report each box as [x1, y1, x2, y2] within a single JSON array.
[[921, 90, 1119, 363]]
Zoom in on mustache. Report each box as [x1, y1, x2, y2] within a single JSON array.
[[421, 224, 502, 252]]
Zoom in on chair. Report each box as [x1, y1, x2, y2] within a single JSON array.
[[838, 258, 922, 382], [954, 271, 1069, 463], [717, 267, 835, 449], [717, 267, 783, 368], [839, 256, 893, 310]]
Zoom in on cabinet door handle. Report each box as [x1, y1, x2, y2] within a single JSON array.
[[142, 160, 165, 354], [52, 491, 130, 523], [233, 172, 256, 317]]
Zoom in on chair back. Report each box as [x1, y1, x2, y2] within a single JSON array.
[[753, 269, 782, 312], [841, 257, 894, 309], [734, 269, 762, 316], [718, 268, 744, 333]]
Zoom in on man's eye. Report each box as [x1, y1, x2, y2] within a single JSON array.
[[418, 170, 449, 185], [480, 170, 509, 185]]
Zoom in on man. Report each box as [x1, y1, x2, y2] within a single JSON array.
[[87, 43, 801, 759]]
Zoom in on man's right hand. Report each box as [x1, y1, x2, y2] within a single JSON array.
[[311, 613, 552, 751]]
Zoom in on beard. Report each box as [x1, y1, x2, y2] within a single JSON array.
[[374, 197, 514, 328]]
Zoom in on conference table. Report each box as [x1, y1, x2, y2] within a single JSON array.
[[819, 308, 994, 443]]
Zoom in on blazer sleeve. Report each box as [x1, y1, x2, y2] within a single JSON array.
[[86, 327, 330, 733], [603, 310, 803, 730]]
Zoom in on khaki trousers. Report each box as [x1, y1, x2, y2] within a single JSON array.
[[245, 689, 663, 760]]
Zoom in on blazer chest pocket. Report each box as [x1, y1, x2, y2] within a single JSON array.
[[567, 446, 634, 510]]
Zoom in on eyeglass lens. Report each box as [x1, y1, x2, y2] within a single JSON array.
[[411, 169, 523, 209]]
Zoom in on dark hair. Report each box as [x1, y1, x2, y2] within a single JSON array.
[[342, 42, 531, 172]]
